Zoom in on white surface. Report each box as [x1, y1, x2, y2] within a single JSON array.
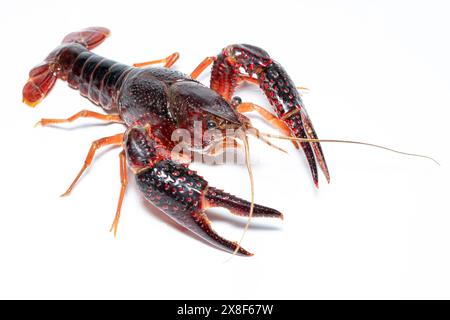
[[0, 0, 449, 299]]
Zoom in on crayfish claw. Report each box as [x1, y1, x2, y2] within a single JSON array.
[[299, 110, 330, 183], [210, 44, 330, 187], [287, 111, 320, 187], [192, 212, 253, 256], [205, 187, 283, 220]]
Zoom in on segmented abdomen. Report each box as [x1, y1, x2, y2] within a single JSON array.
[[67, 51, 132, 110]]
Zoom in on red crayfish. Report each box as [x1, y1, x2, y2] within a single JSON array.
[[22, 27, 434, 256]]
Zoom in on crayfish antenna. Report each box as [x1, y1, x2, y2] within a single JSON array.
[[258, 132, 440, 165], [245, 127, 288, 154], [226, 130, 255, 261]]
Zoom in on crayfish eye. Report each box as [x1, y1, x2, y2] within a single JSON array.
[[206, 120, 217, 129], [231, 96, 242, 108]]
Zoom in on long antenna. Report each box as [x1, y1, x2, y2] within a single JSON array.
[[257, 132, 440, 165], [227, 130, 255, 261]]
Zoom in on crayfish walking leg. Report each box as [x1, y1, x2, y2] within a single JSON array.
[[60, 133, 124, 197], [133, 52, 180, 68], [35, 110, 122, 127]]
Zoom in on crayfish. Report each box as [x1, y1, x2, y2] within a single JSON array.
[[23, 27, 434, 255]]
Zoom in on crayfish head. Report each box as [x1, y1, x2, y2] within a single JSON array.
[[168, 81, 249, 151], [223, 44, 273, 75], [187, 108, 249, 152]]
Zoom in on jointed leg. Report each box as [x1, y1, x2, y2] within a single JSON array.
[[36, 110, 122, 127], [110, 150, 128, 236], [190, 57, 215, 79], [61, 133, 124, 196], [133, 52, 180, 68], [237, 102, 299, 149]]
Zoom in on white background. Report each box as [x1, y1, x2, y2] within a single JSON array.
[[0, 0, 449, 299]]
